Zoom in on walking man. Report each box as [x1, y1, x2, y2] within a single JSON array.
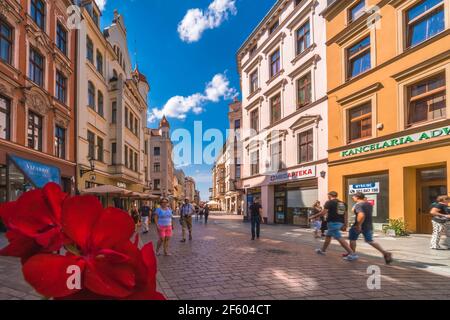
[[249, 199, 263, 240], [203, 204, 210, 224], [430, 195, 450, 250], [349, 192, 393, 264], [180, 198, 194, 242], [139, 201, 151, 234], [310, 191, 358, 261]]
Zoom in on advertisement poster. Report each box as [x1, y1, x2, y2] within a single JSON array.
[[366, 194, 378, 217]]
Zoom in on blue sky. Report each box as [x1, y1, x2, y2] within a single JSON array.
[[99, 0, 275, 200]]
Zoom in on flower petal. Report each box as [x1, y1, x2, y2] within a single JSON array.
[[22, 254, 85, 298], [0, 201, 17, 226], [0, 230, 39, 260], [61, 195, 103, 250], [42, 183, 67, 222], [91, 208, 135, 248]]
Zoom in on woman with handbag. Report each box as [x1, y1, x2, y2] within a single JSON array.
[[430, 195, 450, 250]]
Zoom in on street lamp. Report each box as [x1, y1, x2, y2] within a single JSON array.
[[80, 157, 96, 178]]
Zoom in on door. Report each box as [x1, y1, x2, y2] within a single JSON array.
[[417, 167, 447, 234]]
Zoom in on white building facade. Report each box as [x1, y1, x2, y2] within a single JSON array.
[[237, 0, 329, 225]]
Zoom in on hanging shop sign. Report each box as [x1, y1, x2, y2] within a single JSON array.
[[9, 155, 61, 188], [270, 166, 316, 183], [341, 125, 450, 157]]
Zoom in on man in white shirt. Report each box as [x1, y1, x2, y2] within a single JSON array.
[[180, 198, 194, 242]]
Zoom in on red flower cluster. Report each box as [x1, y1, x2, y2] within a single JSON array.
[[0, 183, 165, 300]]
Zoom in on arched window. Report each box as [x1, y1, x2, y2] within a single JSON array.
[[88, 81, 95, 109], [111, 69, 118, 81], [97, 91, 104, 117]]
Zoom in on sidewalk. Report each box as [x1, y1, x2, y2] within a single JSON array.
[[214, 217, 450, 277]]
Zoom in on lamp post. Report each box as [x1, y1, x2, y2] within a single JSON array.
[[80, 157, 96, 178]]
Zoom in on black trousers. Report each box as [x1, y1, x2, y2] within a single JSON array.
[[251, 216, 261, 239], [204, 214, 209, 224]]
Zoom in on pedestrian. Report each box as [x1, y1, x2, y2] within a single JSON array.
[[180, 198, 194, 242], [310, 200, 323, 239], [310, 191, 358, 261], [130, 203, 140, 232], [195, 205, 200, 221], [139, 201, 151, 234], [348, 192, 393, 264], [430, 195, 450, 250], [249, 198, 263, 240], [203, 204, 210, 224], [154, 198, 174, 256]]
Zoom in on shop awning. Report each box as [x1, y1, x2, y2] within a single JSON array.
[[130, 192, 160, 200], [82, 185, 133, 196], [9, 155, 61, 188]]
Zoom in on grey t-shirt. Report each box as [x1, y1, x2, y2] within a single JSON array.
[[353, 202, 373, 231]]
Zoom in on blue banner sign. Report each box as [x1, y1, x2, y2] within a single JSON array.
[[9, 155, 61, 188]]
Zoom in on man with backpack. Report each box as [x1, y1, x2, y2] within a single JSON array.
[[139, 201, 152, 234], [310, 191, 358, 261]]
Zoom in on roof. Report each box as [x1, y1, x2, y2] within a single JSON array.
[[160, 115, 170, 128]]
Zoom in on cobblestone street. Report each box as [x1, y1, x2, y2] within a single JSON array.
[[1, 215, 450, 300]]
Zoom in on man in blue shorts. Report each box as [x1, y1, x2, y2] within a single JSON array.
[[349, 192, 393, 265]]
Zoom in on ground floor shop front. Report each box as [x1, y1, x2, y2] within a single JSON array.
[[329, 144, 450, 234], [243, 164, 328, 225]]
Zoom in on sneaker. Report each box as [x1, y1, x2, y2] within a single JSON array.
[[384, 253, 393, 265], [343, 254, 359, 261], [180, 239, 186, 243], [189, 235, 193, 241], [430, 246, 441, 250], [342, 253, 350, 257], [315, 249, 326, 255]]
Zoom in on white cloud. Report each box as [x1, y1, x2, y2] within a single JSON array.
[[178, 0, 237, 43], [95, 0, 107, 11], [148, 73, 236, 123]]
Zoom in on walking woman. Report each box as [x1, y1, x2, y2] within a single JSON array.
[[130, 203, 140, 232], [430, 195, 450, 250], [154, 198, 174, 256]]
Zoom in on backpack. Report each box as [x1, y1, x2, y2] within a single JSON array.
[[337, 201, 347, 216]]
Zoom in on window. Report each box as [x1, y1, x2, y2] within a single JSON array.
[[87, 131, 95, 159], [249, 45, 257, 57], [234, 119, 241, 130], [298, 129, 314, 164], [295, 0, 302, 6], [349, 0, 366, 23], [93, 10, 99, 27], [124, 146, 128, 167], [235, 164, 241, 179], [0, 19, 13, 64], [55, 71, 67, 104], [86, 37, 94, 63], [154, 163, 161, 173], [406, 0, 445, 48], [349, 103, 372, 142], [269, 20, 279, 34], [144, 140, 148, 155], [271, 141, 283, 171], [54, 126, 66, 159], [270, 50, 281, 78], [154, 147, 160, 156], [297, 73, 312, 109], [125, 108, 128, 127], [56, 23, 67, 55], [0, 95, 11, 140], [88, 81, 95, 109], [31, 0, 45, 31], [97, 137, 104, 162], [251, 151, 260, 176], [97, 91, 104, 117], [111, 142, 117, 165], [134, 152, 138, 172], [129, 150, 133, 170], [29, 48, 44, 86], [347, 36, 371, 79], [270, 94, 281, 124], [134, 118, 138, 136], [96, 51, 103, 75], [407, 73, 446, 126], [154, 179, 161, 190], [27, 111, 43, 151], [250, 70, 258, 94], [112, 101, 117, 123], [296, 21, 311, 55], [250, 109, 259, 133]]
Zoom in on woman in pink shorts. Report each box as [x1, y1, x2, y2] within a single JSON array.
[[154, 198, 174, 256]]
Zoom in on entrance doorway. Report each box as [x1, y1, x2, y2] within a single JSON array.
[[417, 166, 447, 234]]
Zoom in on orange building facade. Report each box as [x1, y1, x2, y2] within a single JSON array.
[[323, 0, 450, 233], [0, 0, 77, 202]]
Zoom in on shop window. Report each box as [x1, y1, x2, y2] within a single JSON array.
[[0, 18, 13, 65], [0, 95, 11, 140], [270, 94, 281, 124], [8, 160, 33, 201], [298, 129, 314, 164], [27, 111, 42, 151], [297, 72, 312, 109], [296, 21, 311, 55], [407, 72, 446, 126], [406, 0, 445, 48], [346, 173, 389, 227], [349, 103, 372, 142], [288, 188, 318, 226], [347, 36, 371, 79]]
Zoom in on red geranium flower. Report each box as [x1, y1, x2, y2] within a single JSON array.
[[0, 183, 67, 261], [22, 195, 165, 300]]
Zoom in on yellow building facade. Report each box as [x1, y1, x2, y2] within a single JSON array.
[[323, 0, 450, 233]]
